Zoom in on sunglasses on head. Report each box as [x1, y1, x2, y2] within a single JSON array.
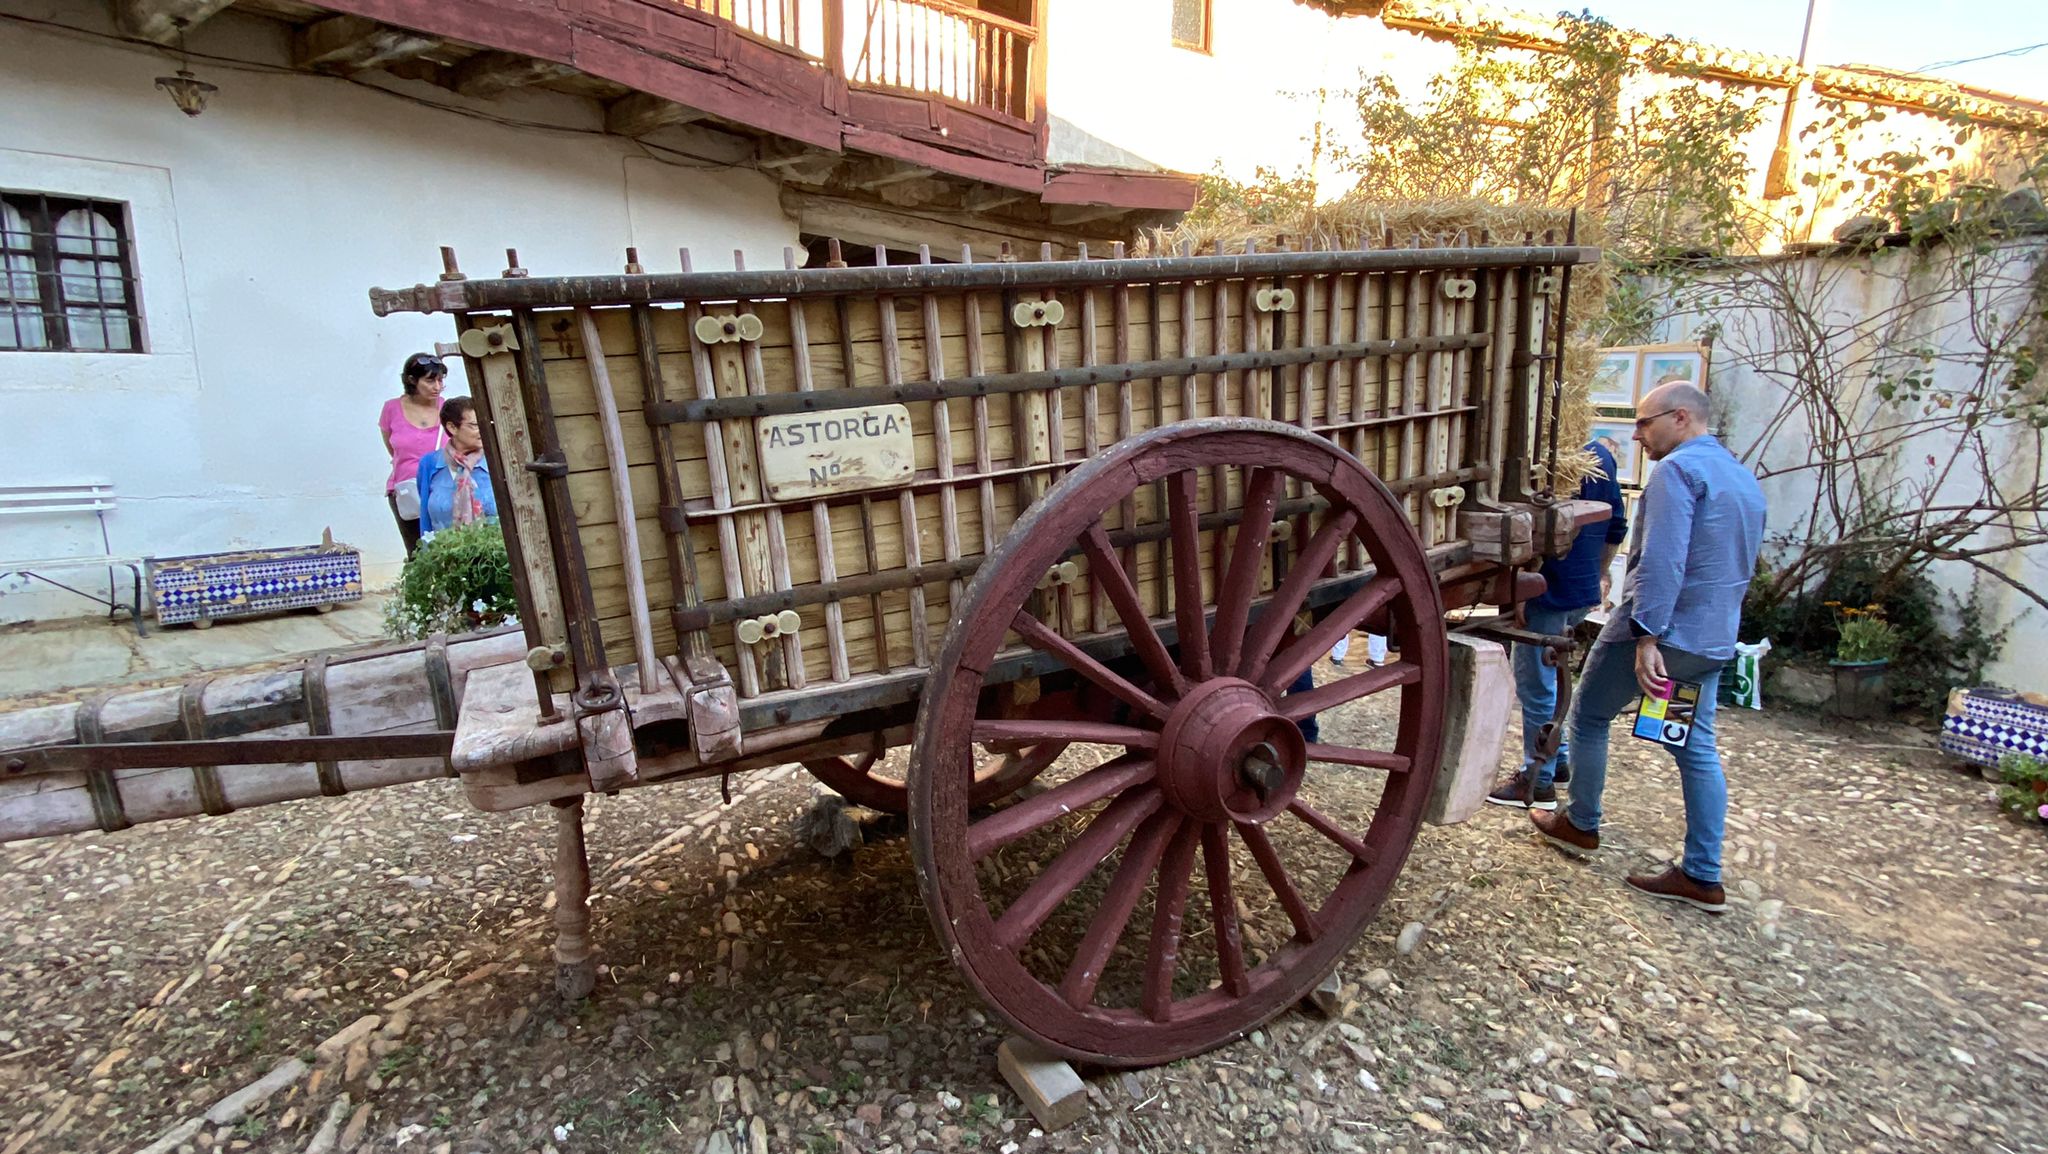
[[408, 355, 446, 377]]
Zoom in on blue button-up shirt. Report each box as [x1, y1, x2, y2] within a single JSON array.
[[1599, 434, 1766, 661], [1531, 440, 1630, 612]]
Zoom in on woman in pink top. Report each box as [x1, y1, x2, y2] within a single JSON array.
[[378, 353, 448, 557]]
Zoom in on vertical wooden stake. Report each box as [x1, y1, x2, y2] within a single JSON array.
[[711, 339, 790, 686], [575, 308, 660, 694], [1110, 242, 1139, 600], [919, 245, 966, 615], [733, 254, 807, 689], [826, 239, 893, 674], [785, 248, 850, 683], [463, 334, 569, 694], [1079, 253, 1108, 635], [1347, 268, 1376, 572], [1423, 273, 1447, 545], [1210, 241, 1231, 589], [961, 245, 999, 560], [1400, 270, 1425, 532], [875, 266, 931, 667], [681, 248, 762, 697]]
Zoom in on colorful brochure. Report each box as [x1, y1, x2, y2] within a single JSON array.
[[1633, 679, 1703, 748]]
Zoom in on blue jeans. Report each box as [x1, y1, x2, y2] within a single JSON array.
[[1513, 604, 1590, 788], [1290, 665, 1319, 744], [1562, 639, 1729, 884]]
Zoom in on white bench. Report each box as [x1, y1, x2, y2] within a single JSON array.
[[0, 482, 148, 635]]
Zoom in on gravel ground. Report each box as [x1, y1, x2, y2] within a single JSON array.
[[3, 660, 2046, 1154]]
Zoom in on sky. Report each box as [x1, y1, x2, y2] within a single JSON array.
[[1569, 0, 2048, 100]]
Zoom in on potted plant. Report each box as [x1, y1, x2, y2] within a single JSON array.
[[383, 520, 518, 640], [1998, 753, 2048, 819], [1827, 602, 1898, 719]]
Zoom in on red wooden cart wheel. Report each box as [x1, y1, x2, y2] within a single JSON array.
[[910, 419, 1448, 1067], [802, 736, 1064, 815]]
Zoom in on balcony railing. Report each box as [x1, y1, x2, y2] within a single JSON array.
[[844, 0, 1037, 122], [676, 0, 805, 53], [670, 0, 1042, 126]]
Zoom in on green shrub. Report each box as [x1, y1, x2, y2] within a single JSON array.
[[1740, 556, 2007, 714], [384, 519, 518, 639], [1997, 752, 2048, 816]]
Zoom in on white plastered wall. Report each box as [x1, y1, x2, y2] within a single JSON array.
[[0, 1, 795, 623], [1042, 0, 1452, 188]]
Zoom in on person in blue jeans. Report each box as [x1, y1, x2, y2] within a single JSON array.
[[1531, 381, 1765, 915], [1486, 439, 1628, 811]]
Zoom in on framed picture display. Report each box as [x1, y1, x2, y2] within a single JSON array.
[[1587, 343, 1710, 491], [1590, 420, 1639, 485], [1590, 343, 1710, 412], [1592, 351, 1637, 407], [1639, 345, 1706, 394]]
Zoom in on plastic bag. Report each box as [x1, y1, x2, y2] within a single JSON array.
[[1727, 638, 1771, 710], [393, 477, 421, 521]]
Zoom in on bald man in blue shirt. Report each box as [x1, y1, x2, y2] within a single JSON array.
[[1531, 381, 1766, 914]]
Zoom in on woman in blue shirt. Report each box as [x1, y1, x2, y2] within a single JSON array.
[[416, 397, 498, 535]]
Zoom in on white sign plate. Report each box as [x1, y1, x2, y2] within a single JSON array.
[[757, 404, 915, 500]]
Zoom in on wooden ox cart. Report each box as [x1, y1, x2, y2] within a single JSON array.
[[0, 234, 1601, 1068]]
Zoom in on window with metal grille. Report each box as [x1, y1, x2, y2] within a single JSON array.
[[1171, 0, 1211, 52], [1, 191, 142, 353]]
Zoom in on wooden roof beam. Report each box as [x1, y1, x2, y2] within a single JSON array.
[[112, 0, 237, 44], [758, 146, 844, 185], [452, 52, 578, 99], [606, 92, 707, 138], [964, 189, 1031, 213], [1048, 204, 1128, 227], [294, 15, 441, 74], [852, 165, 935, 191]]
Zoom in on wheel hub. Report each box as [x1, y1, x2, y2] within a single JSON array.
[[1155, 678, 1306, 823]]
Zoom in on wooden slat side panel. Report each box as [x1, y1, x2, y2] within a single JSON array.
[[522, 259, 1531, 685]]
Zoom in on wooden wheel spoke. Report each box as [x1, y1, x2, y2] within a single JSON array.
[[1079, 523, 1187, 698], [1210, 467, 1285, 676], [1010, 610, 1169, 722], [1287, 798, 1376, 866], [994, 787, 1163, 952], [1237, 821, 1319, 942], [1165, 470, 1212, 681], [1200, 823, 1251, 997], [1057, 811, 1185, 1008], [968, 756, 1156, 861], [1277, 660, 1422, 722], [1261, 577, 1400, 695], [971, 718, 1159, 750], [1303, 743, 1411, 774], [1142, 821, 1202, 1021], [1236, 509, 1360, 682]]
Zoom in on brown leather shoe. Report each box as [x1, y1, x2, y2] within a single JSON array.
[[1626, 866, 1727, 914], [1530, 808, 1598, 854]]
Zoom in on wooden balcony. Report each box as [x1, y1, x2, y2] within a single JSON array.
[[661, 0, 1042, 123], [115, 0, 1188, 214]]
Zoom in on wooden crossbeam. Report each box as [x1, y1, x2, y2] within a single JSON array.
[[605, 93, 707, 138], [964, 189, 1032, 213], [293, 15, 440, 74], [113, 0, 235, 44], [756, 146, 844, 185], [1048, 204, 1129, 227], [852, 164, 935, 191], [452, 51, 577, 98]]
